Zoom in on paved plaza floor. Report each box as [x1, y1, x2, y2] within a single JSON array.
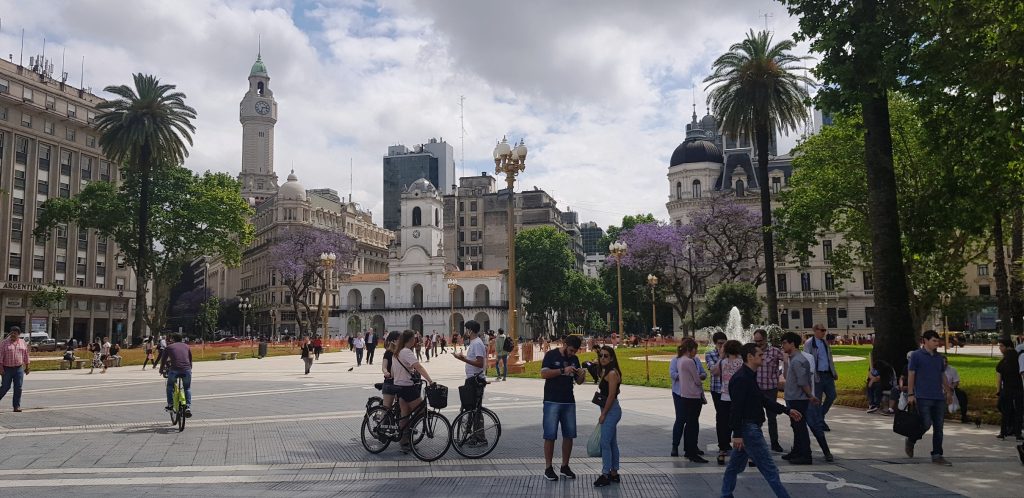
[[0, 346, 1019, 497]]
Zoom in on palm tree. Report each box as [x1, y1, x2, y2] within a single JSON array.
[[704, 29, 813, 325], [95, 74, 196, 340]]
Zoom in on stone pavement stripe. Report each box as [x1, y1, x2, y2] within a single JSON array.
[[0, 400, 542, 436], [871, 462, 1021, 497], [28, 378, 165, 394]]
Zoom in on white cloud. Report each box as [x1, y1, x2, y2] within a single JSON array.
[[2, 0, 812, 229]]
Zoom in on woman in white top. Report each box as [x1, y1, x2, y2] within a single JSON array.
[[391, 330, 435, 451]]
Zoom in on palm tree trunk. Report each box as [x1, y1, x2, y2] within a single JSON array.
[[134, 148, 152, 341], [861, 92, 917, 373], [1010, 205, 1023, 334], [754, 124, 778, 325], [993, 209, 1012, 340]]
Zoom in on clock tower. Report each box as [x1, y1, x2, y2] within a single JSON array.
[[400, 178, 445, 259], [239, 53, 279, 203]]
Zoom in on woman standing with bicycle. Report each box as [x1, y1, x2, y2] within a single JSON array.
[[381, 331, 401, 409], [593, 346, 622, 487], [392, 329, 435, 453]]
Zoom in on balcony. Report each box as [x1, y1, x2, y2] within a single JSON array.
[[339, 300, 508, 312], [777, 291, 841, 300]]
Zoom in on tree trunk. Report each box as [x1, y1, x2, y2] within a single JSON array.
[[133, 147, 152, 341], [861, 91, 918, 374], [1010, 205, 1023, 334], [993, 210, 1012, 340], [754, 123, 778, 325]]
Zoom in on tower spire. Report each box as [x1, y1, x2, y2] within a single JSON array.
[[258, 33, 261, 58]]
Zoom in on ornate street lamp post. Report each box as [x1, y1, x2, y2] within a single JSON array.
[[494, 136, 527, 369], [447, 276, 459, 340], [646, 273, 658, 384], [239, 297, 251, 355], [319, 252, 337, 339], [609, 241, 628, 339]]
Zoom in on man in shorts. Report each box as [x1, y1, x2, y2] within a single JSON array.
[[540, 335, 585, 481]]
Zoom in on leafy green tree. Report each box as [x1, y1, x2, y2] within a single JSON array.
[[775, 95, 989, 332], [780, 0, 921, 371], [557, 271, 610, 335], [516, 226, 574, 332], [35, 167, 253, 337], [695, 282, 763, 329], [28, 283, 69, 338], [94, 74, 197, 338], [704, 29, 813, 325], [198, 296, 220, 342]]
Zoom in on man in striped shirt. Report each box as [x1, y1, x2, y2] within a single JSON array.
[[754, 329, 787, 452], [0, 326, 31, 412]]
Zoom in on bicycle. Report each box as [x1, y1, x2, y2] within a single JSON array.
[[361, 383, 451, 462], [165, 374, 187, 432], [451, 376, 501, 458]]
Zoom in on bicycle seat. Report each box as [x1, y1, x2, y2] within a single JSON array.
[[374, 383, 384, 391]]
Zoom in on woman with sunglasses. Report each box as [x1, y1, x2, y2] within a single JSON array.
[[594, 346, 622, 487]]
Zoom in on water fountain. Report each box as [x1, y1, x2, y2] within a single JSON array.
[[697, 306, 785, 344]]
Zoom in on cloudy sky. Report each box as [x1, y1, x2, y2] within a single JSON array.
[[1, 0, 812, 228]]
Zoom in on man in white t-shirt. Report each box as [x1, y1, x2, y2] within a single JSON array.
[[455, 320, 488, 446]]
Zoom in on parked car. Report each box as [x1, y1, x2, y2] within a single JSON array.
[[30, 338, 64, 352], [214, 336, 241, 343]]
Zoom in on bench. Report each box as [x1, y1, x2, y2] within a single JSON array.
[[74, 359, 88, 369], [220, 351, 239, 360]]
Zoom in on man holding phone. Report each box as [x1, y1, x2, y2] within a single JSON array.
[[539, 335, 586, 481]]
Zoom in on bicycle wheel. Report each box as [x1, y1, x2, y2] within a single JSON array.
[[169, 386, 180, 426], [177, 406, 186, 432], [451, 407, 501, 459], [361, 406, 393, 454], [409, 411, 451, 462]]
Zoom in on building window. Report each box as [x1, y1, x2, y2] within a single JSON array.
[[772, 176, 782, 194], [11, 218, 22, 237], [776, 274, 787, 292], [37, 180, 49, 195], [87, 111, 96, 124], [459, 231, 465, 242], [862, 271, 873, 291], [81, 156, 93, 179], [21, 113, 31, 128], [67, 104, 77, 118], [692, 179, 702, 198], [412, 206, 422, 226], [825, 272, 836, 291], [979, 284, 991, 296], [43, 120, 54, 135], [22, 87, 33, 102], [60, 150, 73, 175], [0, 106, 7, 120], [435, 208, 440, 227], [38, 143, 51, 170], [735, 180, 744, 197], [45, 94, 56, 110], [59, 182, 70, 198], [459, 217, 465, 227], [865, 307, 875, 328], [99, 161, 110, 181], [66, 127, 76, 141], [15, 137, 29, 164], [0, 78, 8, 93], [822, 240, 833, 261], [470, 201, 477, 212], [977, 264, 989, 276], [676, 181, 682, 200], [470, 216, 478, 227], [13, 170, 26, 190], [800, 272, 811, 292], [86, 135, 96, 148]]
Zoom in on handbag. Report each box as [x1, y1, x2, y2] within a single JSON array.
[[592, 391, 607, 407], [893, 407, 926, 439], [586, 424, 602, 457]]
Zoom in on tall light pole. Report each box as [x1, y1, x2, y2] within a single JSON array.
[[319, 252, 336, 339], [940, 292, 950, 353], [238, 297, 251, 337], [646, 273, 657, 384], [609, 241, 628, 338], [447, 276, 459, 340], [494, 136, 527, 370]]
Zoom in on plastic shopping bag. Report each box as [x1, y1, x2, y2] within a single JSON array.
[[948, 396, 960, 414], [897, 392, 909, 411], [587, 424, 602, 457]]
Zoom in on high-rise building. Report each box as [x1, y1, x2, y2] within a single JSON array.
[[442, 173, 585, 272], [580, 221, 605, 255], [382, 138, 455, 230], [0, 57, 139, 342]]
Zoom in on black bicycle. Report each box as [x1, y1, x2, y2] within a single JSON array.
[[361, 383, 451, 462], [451, 376, 501, 458]]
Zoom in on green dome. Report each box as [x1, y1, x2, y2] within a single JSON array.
[[250, 54, 268, 76]]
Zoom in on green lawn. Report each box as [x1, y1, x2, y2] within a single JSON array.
[[30, 342, 307, 371], [512, 344, 1003, 424]]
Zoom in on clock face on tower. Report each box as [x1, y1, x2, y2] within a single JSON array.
[[255, 100, 271, 115]]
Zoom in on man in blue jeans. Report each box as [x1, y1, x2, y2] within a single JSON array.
[[159, 333, 193, 418], [540, 335, 586, 481], [804, 324, 837, 431], [906, 330, 953, 466], [721, 343, 802, 498]]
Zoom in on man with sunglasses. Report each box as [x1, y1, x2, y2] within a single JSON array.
[[753, 329, 786, 452], [803, 324, 838, 431]]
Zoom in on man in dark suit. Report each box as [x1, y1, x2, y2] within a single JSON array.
[[365, 329, 378, 365]]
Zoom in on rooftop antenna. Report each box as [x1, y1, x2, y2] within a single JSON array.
[[349, 158, 353, 203], [80, 56, 84, 89], [761, 13, 773, 31], [19, 28, 24, 66], [459, 95, 467, 180], [60, 47, 67, 83]]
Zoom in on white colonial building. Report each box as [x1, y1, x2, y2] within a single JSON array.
[[336, 178, 508, 337]]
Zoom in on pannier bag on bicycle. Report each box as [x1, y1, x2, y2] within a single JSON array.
[[426, 383, 449, 409]]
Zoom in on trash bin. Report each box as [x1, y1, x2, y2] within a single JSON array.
[[258, 341, 268, 359]]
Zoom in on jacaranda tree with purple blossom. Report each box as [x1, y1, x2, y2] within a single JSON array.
[[267, 226, 357, 337], [618, 196, 764, 334]]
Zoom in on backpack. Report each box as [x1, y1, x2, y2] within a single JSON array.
[[502, 336, 514, 353]]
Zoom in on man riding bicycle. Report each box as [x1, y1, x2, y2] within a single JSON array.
[[159, 333, 193, 418]]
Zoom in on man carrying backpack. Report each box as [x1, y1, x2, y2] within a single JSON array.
[[495, 329, 512, 381]]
